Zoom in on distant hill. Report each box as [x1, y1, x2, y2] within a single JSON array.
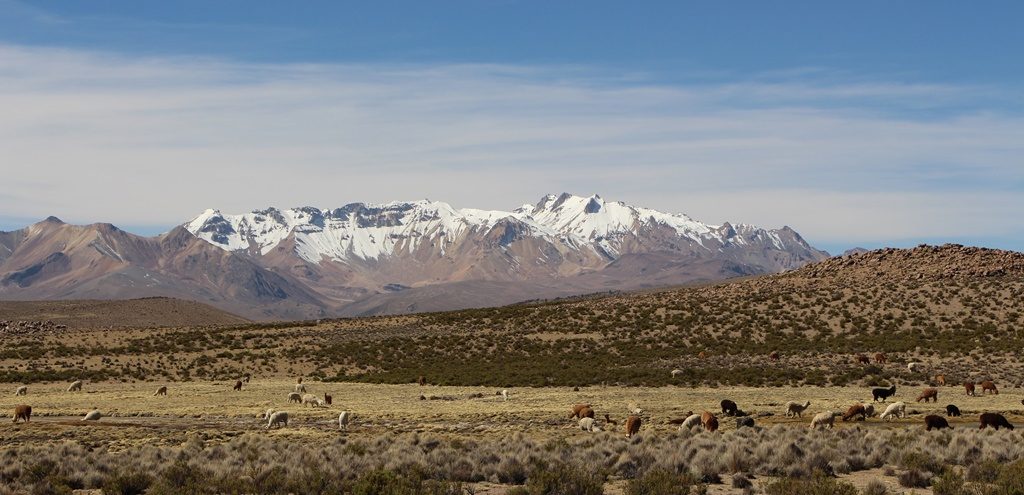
[[4, 244, 1022, 388], [0, 297, 248, 329]]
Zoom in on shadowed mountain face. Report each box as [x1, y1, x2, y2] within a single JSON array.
[[0, 194, 828, 319]]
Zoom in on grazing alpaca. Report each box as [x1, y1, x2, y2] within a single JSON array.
[[924, 415, 952, 431], [980, 380, 998, 395], [14, 386, 27, 396], [266, 411, 288, 429], [917, 388, 939, 402], [872, 385, 897, 402], [338, 411, 351, 430], [736, 416, 755, 428], [569, 404, 594, 419], [785, 401, 811, 418], [704, 416, 719, 432], [874, 352, 887, 364], [324, 393, 332, 405], [12, 405, 31, 423], [501, 389, 509, 401], [880, 402, 906, 421], [842, 403, 868, 422], [418, 376, 427, 386], [578, 417, 600, 432], [698, 351, 707, 359], [908, 362, 924, 373], [233, 380, 243, 391], [809, 411, 838, 429], [864, 404, 875, 418], [946, 404, 961, 417], [670, 369, 683, 378], [934, 374, 946, 386], [769, 351, 780, 361], [856, 354, 870, 365], [67, 380, 82, 392], [154, 386, 167, 396], [625, 415, 641, 437], [979, 413, 1014, 430], [294, 383, 307, 394], [82, 410, 102, 421], [700, 411, 719, 432], [287, 392, 302, 403], [965, 382, 976, 396], [243, 374, 251, 383], [680, 414, 702, 430], [720, 399, 738, 416]]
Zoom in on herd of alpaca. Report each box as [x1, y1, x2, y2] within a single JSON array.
[[9, 370, 1022, 437]]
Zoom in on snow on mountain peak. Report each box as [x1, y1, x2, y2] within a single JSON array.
[[184, 194, 801, 264]]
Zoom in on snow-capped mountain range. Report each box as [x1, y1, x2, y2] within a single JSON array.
[[186, 193, 800, 265], [0, 194, 828, 319]]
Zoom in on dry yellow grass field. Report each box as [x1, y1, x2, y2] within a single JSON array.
[[4, 380, 1023, 443]]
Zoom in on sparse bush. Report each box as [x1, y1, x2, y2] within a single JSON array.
[[525, 464, 604, 495], [898, 469, 932, 488], [763, 471, 858, 495], [861, 479, 888, 495], [625, 468, 704, 495]]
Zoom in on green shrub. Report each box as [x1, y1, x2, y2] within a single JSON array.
[[101, 471, 153, 495]]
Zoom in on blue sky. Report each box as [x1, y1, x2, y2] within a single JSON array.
[[1, 1, 1022, 254]]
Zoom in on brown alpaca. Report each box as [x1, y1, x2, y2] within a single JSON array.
[[934, 374, 946, 386], [917, 388, 939, 402], [12, 405, 30, 423], [625, 415, 641, 437], [980, 380, 998, 395], [979, 413, 1014, 430], [874, 352, 887, 364], [769, 351, 780, 361], [924, 415, 952, 431], [324, 393, 332, 405], [855, 354, 870, 365], [418, 375, 427, 386], [233, 380, 243, 391], [701, 411, 715, 427], [965, 382, 976, 396], [698, 351, 707, 359], [704, 416, 719, 432], [569, 404, 593, 419], [720, 399, 738, 416], [842, 403, 868, 421]]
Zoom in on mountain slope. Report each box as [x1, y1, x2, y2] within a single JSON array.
[[0, 193, 828, 319]]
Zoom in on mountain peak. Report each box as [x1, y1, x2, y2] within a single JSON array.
[[42, 216, 64, 224]]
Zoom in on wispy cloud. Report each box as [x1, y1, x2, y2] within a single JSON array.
[[1, 44, 1022, 249]]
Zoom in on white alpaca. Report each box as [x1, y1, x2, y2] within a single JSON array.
[[578, 417, 601, 432], [670, 369, 683, 377], [67, 380, 82, 392], [908, 362, 924, 373], [680, 413, 702, 430], [301, 393, 319, 406], [501, 389, 509, 401], [14, 385, 27, 396], [82, 410, 102, 421], [809, 411, 838, 429], [880, 401, 906, 422], [338, 411, 351, 430], [262, 408, 275, 419], [295, 383, 306, 394], [266, 411, 288, 429]]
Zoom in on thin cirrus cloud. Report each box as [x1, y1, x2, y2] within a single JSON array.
[[0, 43, 1022, 251]]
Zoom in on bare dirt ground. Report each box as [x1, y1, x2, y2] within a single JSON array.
[[3, 380, 1018, 493]]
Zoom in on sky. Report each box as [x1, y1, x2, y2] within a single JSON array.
[[0, 1, 1022, 254]]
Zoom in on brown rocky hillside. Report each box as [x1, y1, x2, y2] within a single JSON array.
[[3, 244, 1023, 389]]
